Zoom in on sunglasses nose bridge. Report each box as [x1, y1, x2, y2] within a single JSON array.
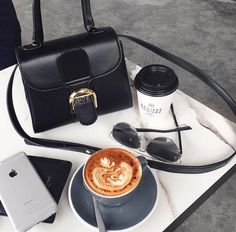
[[138, 134, 147, 152]]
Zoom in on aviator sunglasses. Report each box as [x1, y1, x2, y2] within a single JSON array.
[[111, 105, 192, 162]]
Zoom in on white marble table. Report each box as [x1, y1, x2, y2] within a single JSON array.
[[0, 60, 236, 232]]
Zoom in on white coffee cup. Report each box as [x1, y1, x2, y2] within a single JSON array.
[[82, 148, 148, 207], [134, 65, 179, 128]]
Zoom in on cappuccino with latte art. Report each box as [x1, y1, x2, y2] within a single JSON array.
[[84, 148, 142, 196]]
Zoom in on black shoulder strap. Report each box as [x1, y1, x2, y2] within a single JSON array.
[[7, 66, 100, 155], [7, 35, 236, 174]]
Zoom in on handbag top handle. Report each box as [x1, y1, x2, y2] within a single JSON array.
[[32, 0, 95, 47]]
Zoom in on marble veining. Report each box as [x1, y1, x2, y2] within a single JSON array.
[[184, 92, 236, 150], [158, 178, 178, 218], [196, 118, 236, 151]]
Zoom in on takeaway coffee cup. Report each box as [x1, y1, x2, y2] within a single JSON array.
[[134, 65, 179, 127], [83, 148, 147, 207]]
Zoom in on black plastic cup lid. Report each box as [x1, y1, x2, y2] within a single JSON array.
[[134, 65, 179, 97]]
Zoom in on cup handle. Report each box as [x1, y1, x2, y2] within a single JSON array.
[[137, 156, 148, 171]]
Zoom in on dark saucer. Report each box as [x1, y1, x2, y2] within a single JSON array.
[[69, 165, 158, 231]]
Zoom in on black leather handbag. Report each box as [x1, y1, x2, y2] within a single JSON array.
[[7, 0, 236, 174], [15, 0, 132, 132]]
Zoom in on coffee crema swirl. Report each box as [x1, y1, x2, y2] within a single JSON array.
[[84, 148, 142, 196]]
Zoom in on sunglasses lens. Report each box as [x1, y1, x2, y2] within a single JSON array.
[[112, 123, 140, 149], [146, 137, 181, 162]]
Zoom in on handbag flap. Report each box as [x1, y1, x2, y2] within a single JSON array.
[[16, 27, 122, 90]]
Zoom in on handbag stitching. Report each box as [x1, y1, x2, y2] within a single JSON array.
[[15, 51, 39, 131], [22, 78, 38, 132]]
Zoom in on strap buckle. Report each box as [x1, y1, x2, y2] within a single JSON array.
[[69, 88, 98, 113]]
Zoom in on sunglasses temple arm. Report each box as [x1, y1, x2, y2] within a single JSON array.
[[135, 126, 191, 133], [136, 104, 192, 134], [177, 128, 183, 154], [171, 104, 183, 154]]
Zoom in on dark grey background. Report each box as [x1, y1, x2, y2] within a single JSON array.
[[12, 0, 236, 231]]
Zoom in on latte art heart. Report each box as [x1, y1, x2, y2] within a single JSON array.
[[84, 148, 142, 196]]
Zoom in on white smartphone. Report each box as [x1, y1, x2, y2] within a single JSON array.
[[0, 152, 57, 232]]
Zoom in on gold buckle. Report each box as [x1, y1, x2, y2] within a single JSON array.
[[69, 88, 98, 112]]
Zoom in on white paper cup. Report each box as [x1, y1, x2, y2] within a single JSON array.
[[134, 65, 179, 128]]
